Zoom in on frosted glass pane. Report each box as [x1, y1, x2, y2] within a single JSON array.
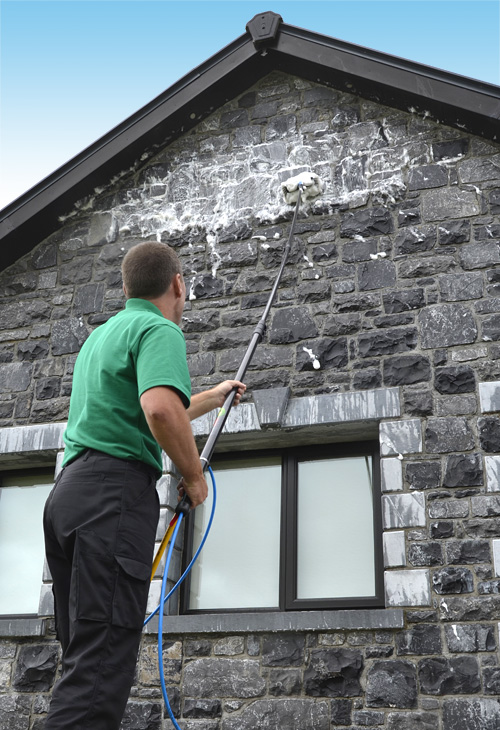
[[297, 457, 375, 599], [189, 462, 281, 609], [0, 483, 53, 615]]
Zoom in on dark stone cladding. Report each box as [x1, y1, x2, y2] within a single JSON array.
[[1, 69, 500, 728]]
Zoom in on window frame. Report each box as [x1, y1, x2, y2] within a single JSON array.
[[0, 466, 56, 619], [181, 440, 384, 614]]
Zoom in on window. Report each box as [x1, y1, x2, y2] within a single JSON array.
[[0, 469, 54, 616], [181, 442, 383, 613]]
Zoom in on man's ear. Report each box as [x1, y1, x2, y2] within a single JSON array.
[[172, 273, 184, 298], [123, 283, 128, 297]]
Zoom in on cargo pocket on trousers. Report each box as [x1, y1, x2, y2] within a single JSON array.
[[75, 529, 115, 623], [112, 555, 151, 630]]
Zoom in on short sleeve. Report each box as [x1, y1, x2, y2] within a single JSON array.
[[135, 323, 191, 407]]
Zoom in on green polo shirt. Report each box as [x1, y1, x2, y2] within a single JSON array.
[[62, 298, 191, 473]]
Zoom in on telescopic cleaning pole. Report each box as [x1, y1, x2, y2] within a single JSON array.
[[150, 173, 323, 579]]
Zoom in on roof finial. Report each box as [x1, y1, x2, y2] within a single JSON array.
[[246, 11, 282, 49]]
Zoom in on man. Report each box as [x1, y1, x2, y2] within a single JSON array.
[[43, 241, 245, 729]]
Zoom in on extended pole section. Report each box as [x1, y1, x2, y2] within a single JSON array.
[[150, 183, 304, 580]]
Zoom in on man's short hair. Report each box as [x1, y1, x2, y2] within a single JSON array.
[[122, 242, 182, 299]]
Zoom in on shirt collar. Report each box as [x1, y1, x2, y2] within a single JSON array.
[[125, 298, 164, 317]]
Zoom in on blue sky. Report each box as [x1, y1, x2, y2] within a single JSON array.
[[1, 0, 499, 209]]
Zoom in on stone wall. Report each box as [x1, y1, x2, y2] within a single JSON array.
[[1, 70, 500, 728]]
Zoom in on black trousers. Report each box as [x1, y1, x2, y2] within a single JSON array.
[[43, 449, 160, 730]]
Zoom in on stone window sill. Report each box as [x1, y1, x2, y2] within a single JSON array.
[[144, 608, 404, 635], [0, 617, 47, 637]]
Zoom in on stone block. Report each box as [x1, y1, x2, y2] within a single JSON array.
[[383, 531, 406, 567], [472, 496, 500, 517], [304, 648, 363, 697], [433, 139, 469, 161], [432, 567, 474, 595], [443, 698, 500, 730], [405, 461, 441, 491], [188, 352, 215, 377], [422, 188, 480, 221], [419, 656, 480, 695], [340, 208, 393, 239], [444, 624, 495, 653], [252, 387, 290, 428], [385, 567, 430, 607], [269, 307, 318, 344], [409, 165, 448, 190], [493, 540, 500, 577], [51, 317, 89, 355], [428, 501, 469, 519], [261, 634, 305, 667], [459, 154, 500, 183], [121, 701, 163, 728], [383, 289, 424, 314], [438, 219, 470, 245], [183, 658, 265, 698], [446, 539, 491, 564], [425, 417, 474, 453], [183, 699, 222, 718], [443, 453, 483, 487], [380, 419, 422, 456], [419, 304, 477, 349], [358, 327, 417, 358], [13, 644, 59, 692], [353, 709, 385, 725], [268, 668, 302, 696], [434, 366, 475, 393], [461, 242, 500, 270], [404, 389, 433, 417], [484, 667, 500, 695], [358, 260, 396, 290], [482, 314, 500, 341], [383, 493, 426, 528], [398, 255, 455, 279], [0, 694, 31, 730], [387, 711, 439, 730], [221, 699, 329, 730], [295, 338, 348, 371], [330, 698, 352, 725], [0, 362, 32, 393], [479, 417, 500, 452], [73, 282, 105, 315], [383, 354, 431, 385], [395, 625, 442, 656], [381, 457, 403, 492], [366, 660, 417, 708], [430, 521, 454, 539], [283, 388, 400, 428], [394, 225, 436, 255], [440, 273, 483, 302], [479, 381, 500, 413], [408, 542, 443, 567]]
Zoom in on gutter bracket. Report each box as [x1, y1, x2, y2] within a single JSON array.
[[246, 11, 282, 49]]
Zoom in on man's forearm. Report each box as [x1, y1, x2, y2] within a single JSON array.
[[187, 380, 245, 421]]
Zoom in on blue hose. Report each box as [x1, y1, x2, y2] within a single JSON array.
[[145, 466, 217, 728]]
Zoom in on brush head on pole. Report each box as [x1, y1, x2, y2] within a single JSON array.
[[281, 171, 324, 205]]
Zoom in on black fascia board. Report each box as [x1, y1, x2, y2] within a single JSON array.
[[273, 24, 500, 139], [0, 33, 263, 272]]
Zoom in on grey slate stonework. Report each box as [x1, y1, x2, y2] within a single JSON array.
[[1, 68, 500, 729]]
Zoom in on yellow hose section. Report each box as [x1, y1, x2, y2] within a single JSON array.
[[150, 517, 178, 581]]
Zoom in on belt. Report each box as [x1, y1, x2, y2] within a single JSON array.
[[80, 449, 161, 481]]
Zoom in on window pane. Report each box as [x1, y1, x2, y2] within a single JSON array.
[[0, 478, 53, 615], [297, 456, 375, 599], [188, 459, 281, 610]]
